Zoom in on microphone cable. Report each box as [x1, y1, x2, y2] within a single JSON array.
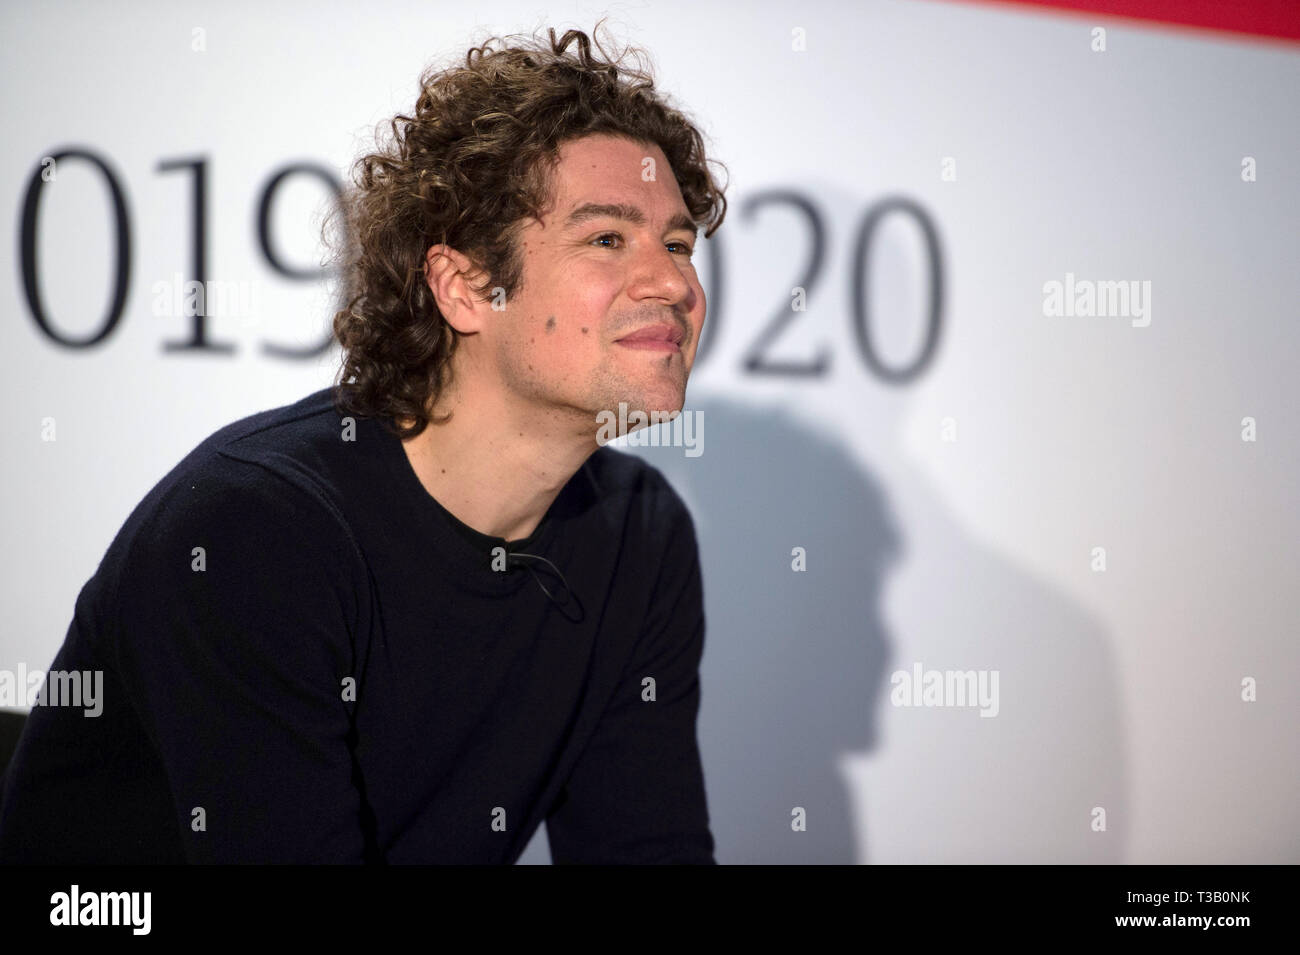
[[507, 549, 585, 623]]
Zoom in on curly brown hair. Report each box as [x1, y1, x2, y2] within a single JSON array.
[[325, 20, 729, 440]]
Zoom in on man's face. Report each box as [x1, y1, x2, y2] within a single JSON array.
[[487, 133, 706, 432]]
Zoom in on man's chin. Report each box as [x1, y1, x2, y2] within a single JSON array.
[[621, 393, 685, 421], [591, 394, 686, 443]]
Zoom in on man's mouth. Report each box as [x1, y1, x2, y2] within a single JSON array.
[[614, 322, 684, 352], [616, 339, 680, 352]]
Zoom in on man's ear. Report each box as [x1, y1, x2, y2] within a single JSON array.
[[424, 244, 490, 333]]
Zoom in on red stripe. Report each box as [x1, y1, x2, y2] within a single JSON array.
[[933, 0, 1300, 44]]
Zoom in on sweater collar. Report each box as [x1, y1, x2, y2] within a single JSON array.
[[372, 413, 583, 598]]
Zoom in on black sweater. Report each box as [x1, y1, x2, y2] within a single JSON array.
[[0, 387, 716, 864]]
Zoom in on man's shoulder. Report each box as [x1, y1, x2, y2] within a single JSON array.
[[105, 388, 365, 578], [584, 445, 688, 506], [581, 446, 697, 548], [183, 385, 354, 475]]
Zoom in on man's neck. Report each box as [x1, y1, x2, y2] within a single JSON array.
[[397, 375, 598, 543]]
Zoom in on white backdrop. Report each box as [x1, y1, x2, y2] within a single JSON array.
[[2, 0, 1296, 863]]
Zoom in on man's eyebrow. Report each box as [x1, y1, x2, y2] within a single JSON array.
[[564, 202, 698, 240]]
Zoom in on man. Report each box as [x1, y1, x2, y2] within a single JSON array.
[[0, 24, 727, 864]]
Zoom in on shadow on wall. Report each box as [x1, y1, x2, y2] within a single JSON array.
[[629, 394, 897, 863], [514, 394, 892, 864], [519, 392, 1127, 863]]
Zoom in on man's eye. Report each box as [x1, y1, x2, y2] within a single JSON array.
[[591, 234, 694, 257]]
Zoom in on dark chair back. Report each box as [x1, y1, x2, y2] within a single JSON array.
[[0, 709, 28, 783]]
